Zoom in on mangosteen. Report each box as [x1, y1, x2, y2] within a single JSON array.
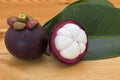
[[49, 20, 88, 64], [5, 14, 48, 60]]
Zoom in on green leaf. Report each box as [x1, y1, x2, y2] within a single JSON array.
[[44, 0, 114, 36], [61, 4, 120, 36], [43, 3, 120, 60], [71, 0, 114, 7], [84, 37, 120, 60]]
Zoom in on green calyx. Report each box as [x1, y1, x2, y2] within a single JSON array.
[[13, 22, 26, 30]]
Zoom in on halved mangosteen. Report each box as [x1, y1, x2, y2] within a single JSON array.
[[5, 14, 48, 60], [50, 20, 88, 64]]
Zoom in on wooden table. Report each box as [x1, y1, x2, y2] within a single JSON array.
[[0, 0, 120, 80]]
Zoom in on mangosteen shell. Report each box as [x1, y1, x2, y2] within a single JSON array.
[[49, 20, 88, 64], [5, 24, 48, 60]]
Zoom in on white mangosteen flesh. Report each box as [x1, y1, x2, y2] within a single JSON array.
[[50, 20, 88, 64], [55, 23, 87, 59]]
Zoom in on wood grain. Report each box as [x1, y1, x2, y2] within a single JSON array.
[[0, 0, 120, 80], [0, 0, 75, 29]]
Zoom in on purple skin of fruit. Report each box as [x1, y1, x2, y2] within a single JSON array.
[[50, 20, 88, 64], [5, 24, 48, 60]]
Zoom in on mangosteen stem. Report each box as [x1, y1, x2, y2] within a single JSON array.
[[44, 52, 51, 56], [44, 46, 52, 56], [18, 13, 26, 22]]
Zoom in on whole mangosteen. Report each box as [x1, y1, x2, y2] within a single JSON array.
[[5, 14, 48, 60]]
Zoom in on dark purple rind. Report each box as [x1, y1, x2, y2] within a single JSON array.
[[50, 20, 88, 64], [5, 24, 48, 60]]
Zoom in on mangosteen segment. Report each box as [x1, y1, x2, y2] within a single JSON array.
[[55, 35, 74, 51], [50, 20, 88, 64]]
